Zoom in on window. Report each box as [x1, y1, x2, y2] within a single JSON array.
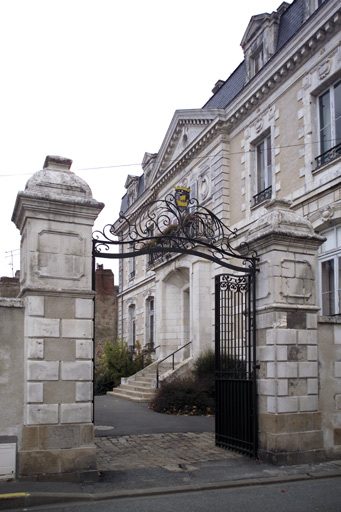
[[251, 46, 264, 78], [253, 134, 272, 206], [128, 243, 136, 279], [129, 305, 136, 350], [147, 299, 155, 347], [319, 226, 341, 316], [316, 80, 341, 167]]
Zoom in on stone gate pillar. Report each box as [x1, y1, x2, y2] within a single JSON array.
[[246, 199, 325, 464], [12, 156, 103, 478]]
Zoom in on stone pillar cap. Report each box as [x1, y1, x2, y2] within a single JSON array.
[[246, 198, 325, 248], [24, 155, 92, 199]]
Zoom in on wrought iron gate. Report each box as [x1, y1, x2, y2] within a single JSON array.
[[215, 273, 257, 457], [93, 191, 258, 457]]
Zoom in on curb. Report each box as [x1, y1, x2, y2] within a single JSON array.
[[1, 470, 340, 510]]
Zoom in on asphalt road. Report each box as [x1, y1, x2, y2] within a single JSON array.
[[19, 477, 341, 512], [94, 395, 215, 436]]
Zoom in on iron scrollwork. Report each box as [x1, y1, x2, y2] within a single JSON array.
[[93, 193, 257, 272]]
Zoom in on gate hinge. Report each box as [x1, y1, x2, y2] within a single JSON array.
[[253, 364, 260, 370]]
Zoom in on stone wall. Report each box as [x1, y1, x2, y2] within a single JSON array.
[[94, 266, 118, 363], [318, 318, 341, 459], [0, 300, 24, 443]]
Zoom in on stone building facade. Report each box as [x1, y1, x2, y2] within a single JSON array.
[[114, 0, 341, 463]]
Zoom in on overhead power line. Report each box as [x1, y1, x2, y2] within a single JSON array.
[[0, 138, 330, 179]]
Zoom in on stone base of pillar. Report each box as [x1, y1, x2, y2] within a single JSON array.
[[19, 424, 97, 478], [258, 412, 325, 465]]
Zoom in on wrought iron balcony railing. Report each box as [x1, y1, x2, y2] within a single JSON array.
[[253, 186, 272, 206], [315, 142, 341, 169]]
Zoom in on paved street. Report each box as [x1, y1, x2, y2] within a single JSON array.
[[94, 395, 233, 471], [95, 432, 240, 471]]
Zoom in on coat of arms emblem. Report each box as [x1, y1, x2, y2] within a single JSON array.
[[174, 186, 190, 211]]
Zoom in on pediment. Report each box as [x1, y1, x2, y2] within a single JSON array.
[[124, 174, 139, 189], [149, 109, 218, 183], [241, 14, 271, 49]]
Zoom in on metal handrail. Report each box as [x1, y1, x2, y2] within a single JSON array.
[[133, 345, 160, 370], [156, 341, 192, 388]]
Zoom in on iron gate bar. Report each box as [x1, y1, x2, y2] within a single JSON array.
[[215, 273, 257, 458]]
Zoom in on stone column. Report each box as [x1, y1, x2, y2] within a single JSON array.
[[246, 199, 325, 465], [12, 156, 103, 478]]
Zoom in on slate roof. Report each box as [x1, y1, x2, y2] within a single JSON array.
[[204, 0, 310, 109]]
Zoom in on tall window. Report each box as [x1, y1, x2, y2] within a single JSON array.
[[253, 134, 272, 205], [317, 80, 341, 167], [129, 305, 136, 349], [319, 225, 341, 316], [128, 243, 136, 279], [147, 298, 155, 347]]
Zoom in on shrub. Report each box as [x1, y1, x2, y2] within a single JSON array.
[[193, 348, 215, 380], [150, 377, 215, 416], [94, 339, 148, 395]]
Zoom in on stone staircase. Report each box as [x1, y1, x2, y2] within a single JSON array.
[[107, 359, 191, 403]]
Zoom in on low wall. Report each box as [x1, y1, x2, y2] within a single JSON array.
[[0, 299, 24, 476], [318, 317, 341, 459]]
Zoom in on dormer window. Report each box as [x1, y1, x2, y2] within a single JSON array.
[[251, 45, 264, 78], [241, 5, 289, 84]]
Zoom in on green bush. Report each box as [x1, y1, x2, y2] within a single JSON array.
[[193, 348, 215, 380], [150, 348, 216, 415], [150, 377, 215, 416], [94, 339, 150, 395]]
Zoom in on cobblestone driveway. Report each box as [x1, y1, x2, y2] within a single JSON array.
[[95, 432, 241, 471]]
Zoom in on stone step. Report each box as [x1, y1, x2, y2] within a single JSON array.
[[120, 383, 153, 393], [108, 388, 155, 403], [108, 359, 186, 402]]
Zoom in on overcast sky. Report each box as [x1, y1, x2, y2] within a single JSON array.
[[0, 0, 286, 281]]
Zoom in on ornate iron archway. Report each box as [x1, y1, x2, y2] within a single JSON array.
[[93, 193, 258, 457]]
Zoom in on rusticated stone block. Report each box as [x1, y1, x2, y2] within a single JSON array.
[[61, 361, 92, 381], [27, 360, 59, 381], [288, 378, 307, 396], [22, 426, 39, 450], [80, 424, 94, 445], [45, 339, 75, 361], [38, 424, 83, 450], [75, 298, 93, 319], [334, 429, 341, 445], [27, 404, 58, 425], [26, 296, 44, 316], [287, 311, 306, 329], [26, 338, 44, 359], [20, 449, 61, 475], [76, 339, 93, 359], [45, 296, 75, 319], [60, 403, 92, 424], [60, 446, 97, 473], [76, 382, 92, 401], [301, 430, 323, 450], [61, 319, 92, 339], [299, 395, 318, 412], [26, 317, 60, 338], [44, 381, 75, 404]]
